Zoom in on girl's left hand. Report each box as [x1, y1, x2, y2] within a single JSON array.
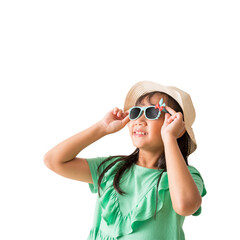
[[161, 106, 186, 142]]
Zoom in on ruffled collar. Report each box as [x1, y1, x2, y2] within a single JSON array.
[[97, 164, 203, 239], [98, 165, 168, 238]]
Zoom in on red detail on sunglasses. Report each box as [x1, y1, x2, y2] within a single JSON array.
[[155, 104, 164, 111]]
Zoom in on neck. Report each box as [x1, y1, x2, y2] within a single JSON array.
[[137, 148, 164, 169]]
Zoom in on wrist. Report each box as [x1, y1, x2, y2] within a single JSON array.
[[96, 120, 109, 136], [162, 134, 177, 145]]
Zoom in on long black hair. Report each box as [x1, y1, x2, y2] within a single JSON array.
[[97, 91, 193, 219]]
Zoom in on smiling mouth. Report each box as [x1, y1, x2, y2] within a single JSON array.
[[133, 131, 148, 136]]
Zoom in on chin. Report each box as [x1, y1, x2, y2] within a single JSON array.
[[132, 142, 150, 150]]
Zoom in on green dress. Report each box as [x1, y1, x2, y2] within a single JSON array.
[[86, 157, 207, 240]]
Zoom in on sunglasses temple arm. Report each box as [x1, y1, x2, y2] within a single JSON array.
[[163, 109, 171, 115]]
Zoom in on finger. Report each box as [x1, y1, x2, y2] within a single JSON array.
[[112, 107, 119, 115], [165, 106, 177, 116], [168, 115, 179, 124], [122, 114, 130, 126], [117, 109, 123, 118], [122, 111, 129, 118], [163, 110, 171, 125]]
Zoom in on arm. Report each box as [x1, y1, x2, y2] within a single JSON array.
[[43, 107, 129, 182], [44, 121, 107, 164], [162, 107, 202, 216]]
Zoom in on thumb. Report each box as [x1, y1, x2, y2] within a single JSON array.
[[163, 112, 171, 126], [121, 114, 130, 127]]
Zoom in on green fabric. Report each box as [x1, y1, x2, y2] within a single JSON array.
[[86, 156, 207, 240]]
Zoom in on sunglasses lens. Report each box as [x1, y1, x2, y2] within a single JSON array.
[[130, 107, 141, 120], [146, 107, 159, 119]]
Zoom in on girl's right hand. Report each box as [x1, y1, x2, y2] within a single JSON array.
[[100, 107, 130, 134]]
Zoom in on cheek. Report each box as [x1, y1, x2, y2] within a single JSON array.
[[148, 121, 164, 137], [152, 119, 164, 129]]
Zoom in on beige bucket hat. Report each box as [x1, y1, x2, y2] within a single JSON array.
[[124, 80, 197, 155]]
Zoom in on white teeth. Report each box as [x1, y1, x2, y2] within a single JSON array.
[[135, 131, 147, 135]]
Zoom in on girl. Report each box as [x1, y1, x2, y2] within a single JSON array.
[[44, 80, 207, 240]]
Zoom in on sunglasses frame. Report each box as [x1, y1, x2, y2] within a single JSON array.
[[129, 98, 169, 121]]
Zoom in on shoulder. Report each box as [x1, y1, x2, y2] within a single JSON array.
[[187, 165, 207, 197], [87, 155, 124, 175], [187, 165, 205, 180], [187, 165, 201, 174], [97, 156, 123, 169]]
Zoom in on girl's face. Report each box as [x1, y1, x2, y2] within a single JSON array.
[[128, 93, 167, 153]]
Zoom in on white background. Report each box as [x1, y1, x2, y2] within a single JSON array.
[[1, 0, 240, 239]]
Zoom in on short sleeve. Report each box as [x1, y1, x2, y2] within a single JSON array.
[[86, 156, 110, 194], [188, 166, 207, 216]]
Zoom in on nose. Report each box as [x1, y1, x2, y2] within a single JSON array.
[[134, 113, 147, 126]]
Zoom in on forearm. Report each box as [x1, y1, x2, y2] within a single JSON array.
[[44, 121, 107, 163], [164, 136, 201, 215]]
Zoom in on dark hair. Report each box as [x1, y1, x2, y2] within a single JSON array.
[[97, 91, 192, 219]]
